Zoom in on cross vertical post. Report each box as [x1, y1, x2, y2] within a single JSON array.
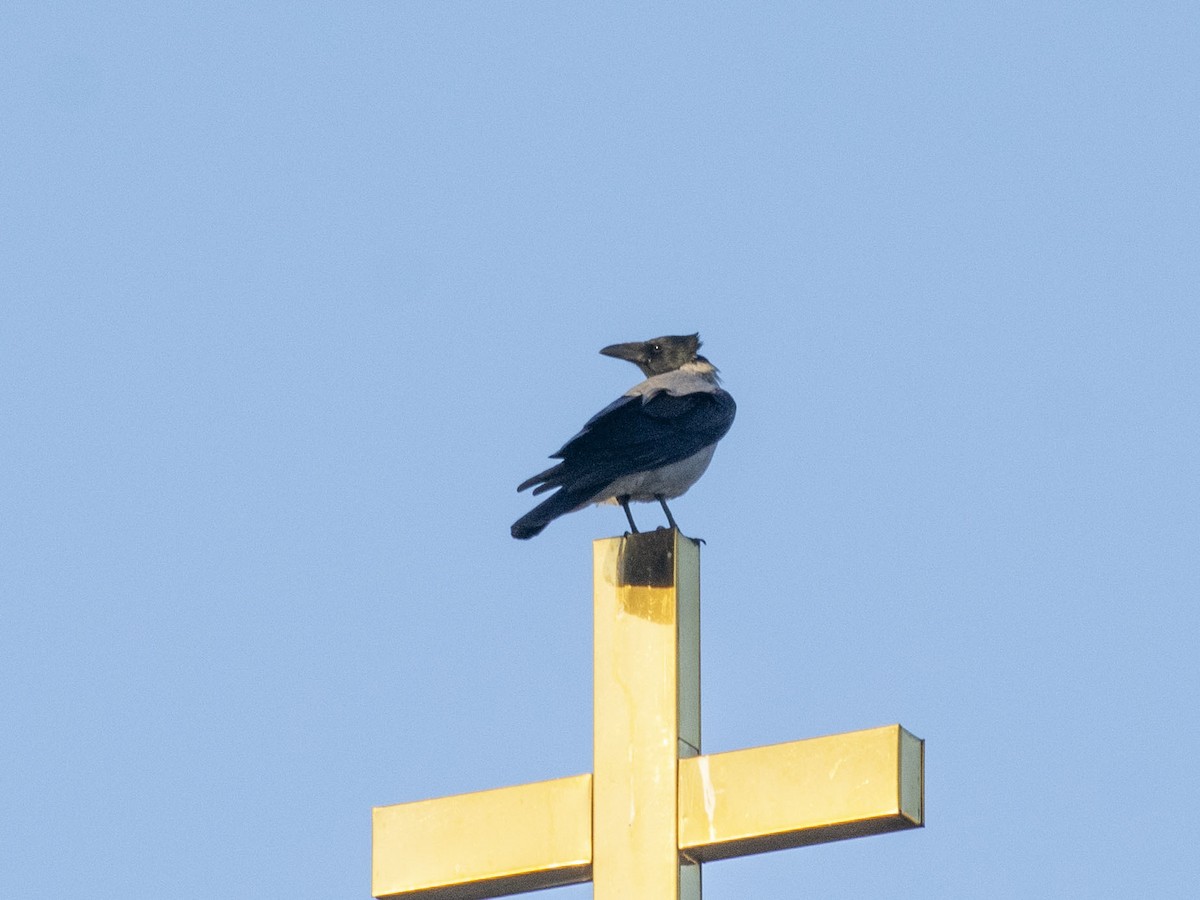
[[593, 530, 701, 899]]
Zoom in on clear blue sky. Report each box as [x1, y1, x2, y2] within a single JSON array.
[[4, 3, 1198, 898]]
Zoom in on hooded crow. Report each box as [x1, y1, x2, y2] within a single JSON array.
[[511, 333, 735, 539]]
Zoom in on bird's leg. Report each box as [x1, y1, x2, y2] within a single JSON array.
[[618, 496, 639, 533], [655, 495, 678, 531]]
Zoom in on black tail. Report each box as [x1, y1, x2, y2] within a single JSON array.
[[511, 486, 593, 539]]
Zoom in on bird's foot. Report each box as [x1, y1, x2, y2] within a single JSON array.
[[653, 523, 705, 544]]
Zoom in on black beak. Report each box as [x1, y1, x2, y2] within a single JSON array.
[[599, 341, 646, 364]]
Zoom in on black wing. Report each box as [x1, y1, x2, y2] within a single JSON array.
[[517, 388, 736, 497]]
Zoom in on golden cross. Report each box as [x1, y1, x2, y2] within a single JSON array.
[[373, 530, 923, 898]]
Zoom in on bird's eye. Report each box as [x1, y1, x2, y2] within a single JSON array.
[[650, 344, 661, 354]]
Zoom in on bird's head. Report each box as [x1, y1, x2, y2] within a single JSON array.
[[599, 333, 704, 377]]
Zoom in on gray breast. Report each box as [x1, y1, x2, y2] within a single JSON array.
[[592, 443, 718, 505]]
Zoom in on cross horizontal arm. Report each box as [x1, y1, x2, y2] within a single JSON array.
[[371, 726, 922, 899], [372, 774, 591, 899], [679, 724, 923, 862]]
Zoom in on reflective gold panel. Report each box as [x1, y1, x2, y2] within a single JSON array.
[[593, 531, 701, 900], [371, 774, 591, 899], [678, 724, 924, 861]]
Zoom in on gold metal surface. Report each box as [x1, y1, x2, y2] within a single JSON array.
[[679, 725, 924, 861], [371, 533, 925, 899], [371, 774, 591, 899], [593, 530, 701, 900]]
